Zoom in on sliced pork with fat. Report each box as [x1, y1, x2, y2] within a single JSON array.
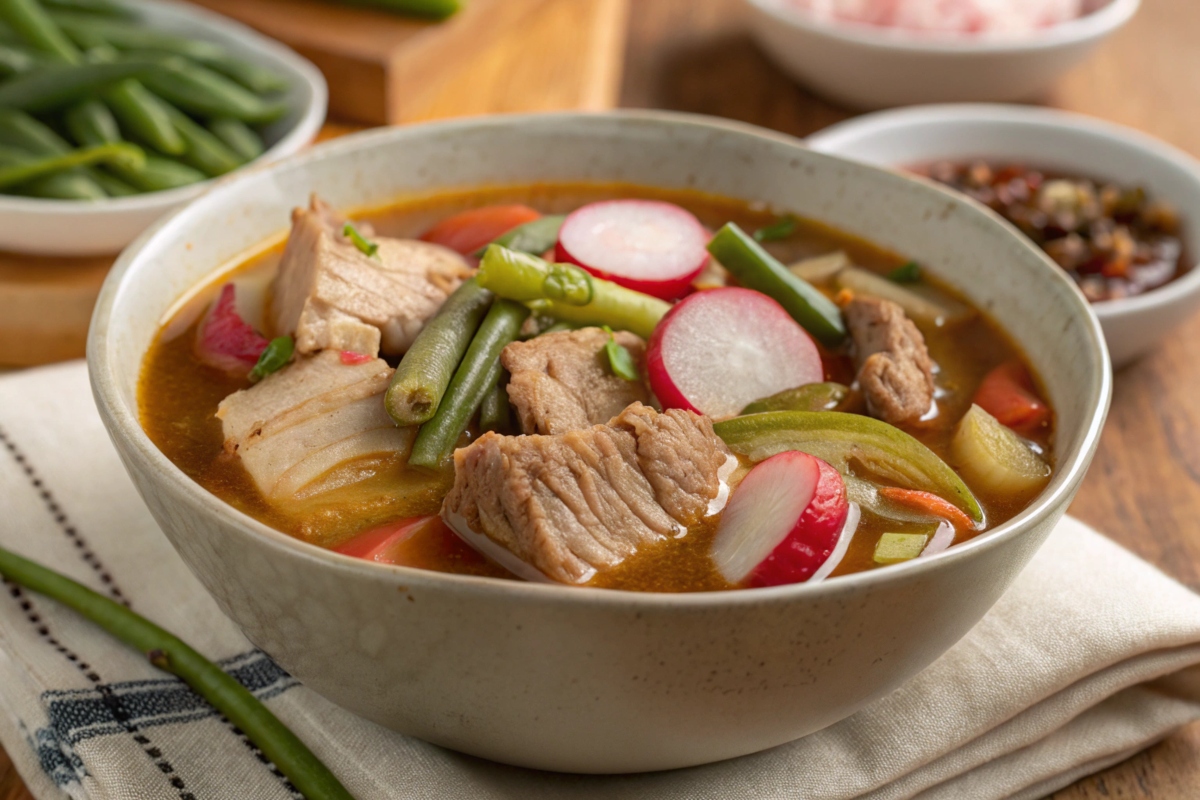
[[217, 350, 414, 502], [845, 296, 936, 425], [271, 196, 472, 358], [441, 403, 735, 584], [501, 327, 653, 435]]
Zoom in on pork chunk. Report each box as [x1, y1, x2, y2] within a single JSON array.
[[217, 350, 413, 502], [270, 196, 471, 358], [501, 327, 653, 435], [845, 296, 935, 425], [442, 403, 734, 584]]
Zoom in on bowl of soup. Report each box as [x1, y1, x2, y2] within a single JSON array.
[[88, 112, 1110, 773]]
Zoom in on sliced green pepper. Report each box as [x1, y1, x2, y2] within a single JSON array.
[[741, 382, 850, 415], [874, 533, 929, 565], [713, 410, 983, 523], [707, 222, 846, 347]]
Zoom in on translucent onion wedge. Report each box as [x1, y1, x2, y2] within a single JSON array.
[[835, 266, 973, 326], [788, 250, 850, 283]]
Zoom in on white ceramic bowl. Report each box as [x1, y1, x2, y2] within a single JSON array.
[[88, 112, 1110, 773], [0, 0, 327, 257], [806, 104, 1200, 367], [743, 0, 1140, 110]]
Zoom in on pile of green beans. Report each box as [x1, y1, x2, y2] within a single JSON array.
[[0, 0, 290, 200]]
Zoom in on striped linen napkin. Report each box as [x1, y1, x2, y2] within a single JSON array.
[[3, 360, 1200, 800]]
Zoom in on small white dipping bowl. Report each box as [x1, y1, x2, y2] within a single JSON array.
[[89, 112, 1110, 773], [0, 0, 327, 257], [743, 0, 1140, 110], [807, 104, 1200, 367]]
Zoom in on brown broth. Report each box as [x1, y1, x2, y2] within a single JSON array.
[[139, 182, 1054, 592]]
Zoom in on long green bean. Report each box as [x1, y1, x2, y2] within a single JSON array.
[[107, 151, 205, 192], [0, 545, 355, 800], [0, 106, 68, 153], [50, 11, 226, 60], [0, 58, 152, 110], [87, 167, 135, 195], [0, 0, 79, 62], [208, 116, 263, 163], [707, 222, 847, 347], [199, 54, 288, 95], [479, 373, 512, 434], [21, 169, 104, 198], [65, 98, 120, 145], [142, 58, 286, 123], [42, 0, 134, 17], [331, 0, 460, 19], [0, 41, 38, 74], [409, 299, 529, 468], [164, 103, 241, 177]]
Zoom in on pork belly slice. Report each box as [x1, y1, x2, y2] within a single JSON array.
[[217, 350, 413, 502], [270, 195, 472, 358], [501, 327, 653, 435], [442, 403, 735, 584], [845, 296, 936, 425]]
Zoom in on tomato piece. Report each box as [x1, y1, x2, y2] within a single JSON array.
[[334, 516, 503, 575], [420, 205, 541, 256], [972, 361, 1050, 434]]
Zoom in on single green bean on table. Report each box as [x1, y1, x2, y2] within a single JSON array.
[[208, 116, 263, 163], [0, 544, 355, 800], [409, 299, 530, 468], [707, 222, 847, 347], [386, 278, 494, 426], [332, 0, 461, 19], [42, 0, 133, 18]]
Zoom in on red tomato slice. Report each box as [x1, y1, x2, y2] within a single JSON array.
[[420, 205, 541, 256], [972, 361, 1050, 434]]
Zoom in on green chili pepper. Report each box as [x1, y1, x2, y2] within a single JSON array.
[[887, 261, 921, 284], [342, 222, 378, 258], [740, 382, 850, 415], [601, 325, 639, 381], [751, 215, 797, 243], [476, 213, 565, 258], [712, 410, 983, 523], [0, 545, 355, 800], [477, 245, 669, 339], [707, 222, 847, 347], [249, 336, 293, 382]]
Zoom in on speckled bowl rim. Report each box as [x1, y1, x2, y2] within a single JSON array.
[[743, 0, 1140, 55], [804, 103, 1200, 328], [88, 110, 1112, 608]]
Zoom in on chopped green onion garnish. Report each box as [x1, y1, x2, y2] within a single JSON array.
[[249, 336, 293, 382], [887, 261, 921, 284], [752, 215, 798, 243], [602, 325, 640, 381], [343, 222, 378, 259], [873, 532, 929, 565]]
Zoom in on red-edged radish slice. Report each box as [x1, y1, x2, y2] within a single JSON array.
[[334, 516, 435, 562], [646, 287, 824, 418], [555, 199, 710, 300], [194, 283, 268, 375], [711, 451, 852, 587]]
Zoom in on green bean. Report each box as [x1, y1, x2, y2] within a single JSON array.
[[409, 299, 529, 468], [0, 545, 355, 800], [476, 214, 565, 258], [208, 116, 263, 163], [0, 141, 142, 189], [199, 54, 288, 94], [479, 373, 513, 434], [20, 170, 105, 199], [707, 222, 847, 347], [164, 104, 240, 176], [331, 0, 460, 19], [106, 151, 204, 191], [0, 0, 80, 62], [42, 0, 135, 18], [477, 244, 670, 339], [0, 58, 153, 111], [104, 78, 185, 154], [0, 41, 39, 73], [386, 277, 493, 425], [142, 58, 286, 123], [0, 107, 70, 154], [87, 167, 135, 195], [66, 98, 120, 145], [50, 11, 226, 60], [740, 382, 851, 415]]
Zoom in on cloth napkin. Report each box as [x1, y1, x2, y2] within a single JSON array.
[[3, 362, 1200, 800]]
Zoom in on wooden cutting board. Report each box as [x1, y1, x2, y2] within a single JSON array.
[[0, 0, 630, 367]]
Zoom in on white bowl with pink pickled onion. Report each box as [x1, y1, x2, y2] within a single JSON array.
[[743, 0, 1140, 109]]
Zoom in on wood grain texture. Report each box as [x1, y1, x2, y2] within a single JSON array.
[[3, 0, 1200, 796]]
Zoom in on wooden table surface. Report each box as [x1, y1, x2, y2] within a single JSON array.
[[4, 0, 1200, 797]]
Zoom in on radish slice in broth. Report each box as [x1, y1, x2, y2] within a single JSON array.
[[556, 199, 710, 300]]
